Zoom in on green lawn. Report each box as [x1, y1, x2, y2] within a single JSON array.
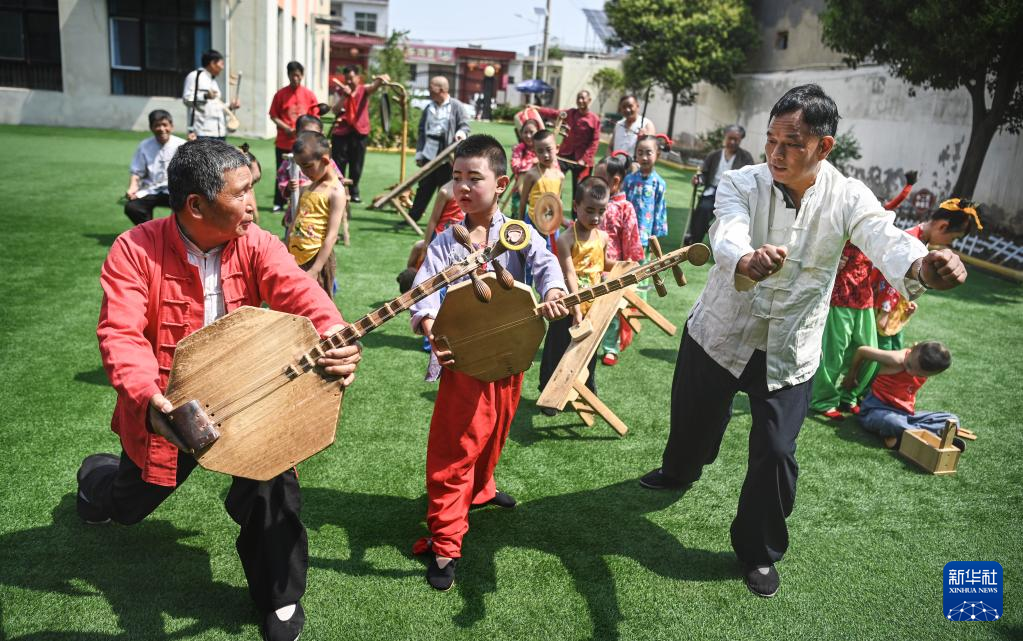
[[0, 122, 1020, 641]]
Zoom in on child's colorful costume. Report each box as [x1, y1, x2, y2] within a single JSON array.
[[810, 242, 877, 411], [539, 228, 605, 393], [287, 173, 341, 297], [409, 211, 565, 560], [598, 193, 644, 358], [622, 169, 667, 248]]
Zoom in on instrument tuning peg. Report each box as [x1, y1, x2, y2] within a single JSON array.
[[493, 261, 515, 290], [470, 272, 492, 303], [672, 264, 687, 287], [451, 224, 473, 252], [652, 273, 668, 297]]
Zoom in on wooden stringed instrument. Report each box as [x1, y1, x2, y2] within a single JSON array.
[[431, 241, 711, 382], [155, 220, 531, 481]]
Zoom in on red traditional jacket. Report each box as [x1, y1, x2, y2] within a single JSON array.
[[97, 216, 344, 486]]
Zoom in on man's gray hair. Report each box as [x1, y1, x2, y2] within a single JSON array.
[[169, 138, 249, 211], [724, 124, 746, 138]]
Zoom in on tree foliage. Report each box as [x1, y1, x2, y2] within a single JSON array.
[[591, 67, 625, 114], [605, 0, 758, 137], [365, 30, 415, 148], [821, 0, 1023, 197]]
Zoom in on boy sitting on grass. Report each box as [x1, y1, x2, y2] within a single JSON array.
[[842, 341, 961, 449]]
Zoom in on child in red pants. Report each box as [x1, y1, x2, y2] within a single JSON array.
[[408, 134, 570, 590]]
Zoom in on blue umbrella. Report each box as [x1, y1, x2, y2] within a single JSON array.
[[515, 78, 553, 94]]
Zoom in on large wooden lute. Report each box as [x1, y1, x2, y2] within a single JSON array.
[[155, 220, 531, 481], [431, 241, 711, 382]]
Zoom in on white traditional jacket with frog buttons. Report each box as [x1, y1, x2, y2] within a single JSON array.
[[687, 161, 929, 391]]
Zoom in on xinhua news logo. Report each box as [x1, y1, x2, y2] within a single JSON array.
[[943, 561, 1002, 622]]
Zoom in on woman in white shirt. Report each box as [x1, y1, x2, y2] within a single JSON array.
[[609, 94, 656, 157]]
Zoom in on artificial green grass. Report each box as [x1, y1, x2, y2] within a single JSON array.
[[0, 122, 1020, 641]]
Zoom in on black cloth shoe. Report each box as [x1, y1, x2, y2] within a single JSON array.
[[427, 557, 456, 591], [351, 195, 361, 203], [470, 490, 517, 510], [639, 468, 690, 490], [540, 407, 558, 417], [76, 453, 119, 524], [743, 563, 780, 598], [261, 602, 305, 641]]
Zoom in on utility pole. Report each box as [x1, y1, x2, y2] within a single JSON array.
[[540, 0, 552, 83]]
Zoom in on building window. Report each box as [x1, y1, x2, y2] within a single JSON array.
[[0, 0, 62, 92], [354, 12, 377, 34], [109, 0, 212, 97], [775, 31, 789, 50]]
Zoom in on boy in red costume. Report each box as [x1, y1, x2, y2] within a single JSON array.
[[409, 134, 569, 591]]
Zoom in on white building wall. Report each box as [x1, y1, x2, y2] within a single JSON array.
[[639, 65, 1023, 231], [338, 1, 388, 36], [0, 0, 331, 140]]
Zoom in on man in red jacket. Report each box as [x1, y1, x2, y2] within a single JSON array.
[[76, 139, 361, 641], [537, 89, 602, 204]]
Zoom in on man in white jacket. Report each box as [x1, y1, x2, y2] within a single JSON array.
[[640, 84, 967, 598], [182, 50, 239, 140]]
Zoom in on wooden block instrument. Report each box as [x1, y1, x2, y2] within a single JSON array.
[[153, 221, 529, 481], [898, 419, 963, 475], [432, 242, 711, 382]]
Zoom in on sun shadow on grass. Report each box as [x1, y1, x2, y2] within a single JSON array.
[[0, 494, 250, 640], [74, 367, 109, 386], [508, 396, 622, 446], [637, 347, 678, 363], [83, 233, 120, 247], [303, 480, 733, 641]]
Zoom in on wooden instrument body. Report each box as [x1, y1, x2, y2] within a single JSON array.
[[164, 306, 341, 481], [432, 274, 546, 382]]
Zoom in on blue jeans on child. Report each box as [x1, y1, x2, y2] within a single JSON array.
[[857, 391, 959, 437]]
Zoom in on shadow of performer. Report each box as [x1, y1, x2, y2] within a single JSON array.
[[302, 480, 733, 641], [0, 494, 250, 640]]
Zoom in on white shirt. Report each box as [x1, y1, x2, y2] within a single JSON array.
[[703, 150, 736, 198], [611, 116, 654, 156], [177, 224, 226, 327], [130, 135, 185, 197], [686, 162, 929, 391], [182, 68, 225, 137]]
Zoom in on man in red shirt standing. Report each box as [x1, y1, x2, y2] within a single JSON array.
[[330, 66, 389, 203], [76, 139, 362, 641], [269, 61, 322, 211], [538, 90, 602, 204]]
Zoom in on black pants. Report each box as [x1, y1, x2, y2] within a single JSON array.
[[684, 194, 716, 245], [661, 329, 812, 565], [274, 147, 289, 207], [124, 193, 171, 226], [408, 161, 452, 222], [538, 317, 597, 394], [81, 450, 307, 612], [331, 132, 368, 198], [559, 162, 591, 214]]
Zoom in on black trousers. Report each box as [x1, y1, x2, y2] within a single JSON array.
[[662, 329, 813, 565], [684, 194, 716, 245], [559, 161, 591, 214], [81, 450, 307, 612], [274, 147, 288, 207], [124, 193, 171, 226], [408, 161, 452, 222], [331, 132, 368, 198], [538, 317, 597, 394]]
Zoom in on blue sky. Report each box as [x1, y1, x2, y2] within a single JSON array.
[[388, 0, 607, 55]]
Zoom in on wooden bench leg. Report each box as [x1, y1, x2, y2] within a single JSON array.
[[391, 202, 424, 237], [623, 289, 677, 336], [573, 382, 628, 437]]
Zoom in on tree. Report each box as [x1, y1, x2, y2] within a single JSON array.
[[366, 30, 412, 148], [821, 0, 1023, 198], [591, 67, 624, 114], [605, 0, 758, 139]]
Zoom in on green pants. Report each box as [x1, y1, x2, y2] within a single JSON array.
[[810, 306, 877, 412]]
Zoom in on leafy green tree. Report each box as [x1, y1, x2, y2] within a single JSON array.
[[822, 0, 1023, 198], [605, 0, 758, 139], [365, 30, 413, 148], [591, 67, 625, 114]]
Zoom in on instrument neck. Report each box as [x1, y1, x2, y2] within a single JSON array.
[[557, 273, 640, 310]]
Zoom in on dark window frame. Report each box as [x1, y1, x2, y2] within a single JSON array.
[[0, 1, 63, 92], [108, 0, 212, 97]]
